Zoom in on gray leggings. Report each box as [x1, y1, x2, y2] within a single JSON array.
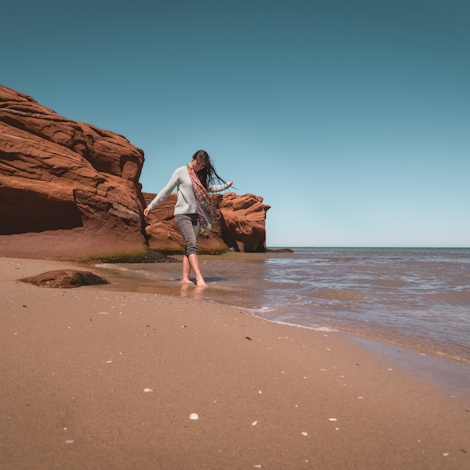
[[175, 214, 200, 256]]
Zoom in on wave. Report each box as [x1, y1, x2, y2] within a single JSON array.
[[423, 290, 470, 307], [372, 279, 406, 287], [313, 289, 368, 301]]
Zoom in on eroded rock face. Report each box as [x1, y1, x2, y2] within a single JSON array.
[[219, 193, 271, 252], [143, 192, 270, 253], [0, 85, 147, 258]]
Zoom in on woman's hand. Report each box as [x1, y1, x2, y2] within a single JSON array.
[[143, 207, 151, 217]]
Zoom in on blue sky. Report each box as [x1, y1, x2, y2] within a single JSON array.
[[2, 0, 469, 247]]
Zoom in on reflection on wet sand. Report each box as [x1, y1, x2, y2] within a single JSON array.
[[180, 281, 204, 300]]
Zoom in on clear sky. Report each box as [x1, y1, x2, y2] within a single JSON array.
[[2, 0, 469, 247]]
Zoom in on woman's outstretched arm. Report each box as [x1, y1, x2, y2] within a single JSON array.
[[207, 181, 233, 193], [144, 170, 181, 216]]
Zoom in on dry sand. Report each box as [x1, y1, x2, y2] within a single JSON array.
[[1, 257, 469, 469]]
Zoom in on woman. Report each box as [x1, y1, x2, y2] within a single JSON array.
[[144, 150, 233, 287]]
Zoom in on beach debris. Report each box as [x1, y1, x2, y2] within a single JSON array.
[[190, 413, 199, 420], [443, 453, 449, 456], [356, 363, 362, 366], [144, 388, 153, 392], [358, 397, 364, 399], [106, 360, 113, 363], [99, 312, 108, 315], [329, 418, 337, 421], [301, 432, 308, 436], [259, 391, 262, 394], [246, 336, 252, 341], [252, 421, 258, 426], [327, 348, 331, 351], [388, 368, 393, 371], [65, 440, 74, 444], [253, 465, 262, 468]]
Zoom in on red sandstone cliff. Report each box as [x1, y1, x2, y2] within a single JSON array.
[[0, 85, 146, 258], [0, 85, 270, 259]]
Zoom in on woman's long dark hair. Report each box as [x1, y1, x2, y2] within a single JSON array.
[[192, 150, 228, 190]]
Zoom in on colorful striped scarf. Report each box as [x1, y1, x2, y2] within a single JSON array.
[[187, 165, 218, 237]]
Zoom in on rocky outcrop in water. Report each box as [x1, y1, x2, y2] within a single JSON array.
[[218, 193, 271, 253]]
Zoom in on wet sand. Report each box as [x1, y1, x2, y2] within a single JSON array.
[[1, 257, 469, 469]]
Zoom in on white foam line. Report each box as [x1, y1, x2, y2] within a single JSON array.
[[251, 315, 337, 332]]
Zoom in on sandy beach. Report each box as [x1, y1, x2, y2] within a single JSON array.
[[1, 257, 469, 469]]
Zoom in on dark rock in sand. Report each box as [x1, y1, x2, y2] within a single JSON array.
[[20, 270, 110, 288]]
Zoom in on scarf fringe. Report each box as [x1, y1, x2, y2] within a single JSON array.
[[188, 165, 218, 237]]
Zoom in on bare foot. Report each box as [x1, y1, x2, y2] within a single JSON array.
[[196, 279, 207, 287], [182, 279, 194, 284]]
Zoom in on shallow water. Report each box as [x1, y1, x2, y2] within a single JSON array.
[[94, 248, 470, 364]]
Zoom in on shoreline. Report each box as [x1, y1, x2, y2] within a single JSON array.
[[89, 255, 470, 399], [1, 257, 469, 468], [90, 251, 470, 367], [11, 255, 470, 397]]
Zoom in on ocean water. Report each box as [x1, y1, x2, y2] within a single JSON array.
[[94, 248, 470, 364]]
